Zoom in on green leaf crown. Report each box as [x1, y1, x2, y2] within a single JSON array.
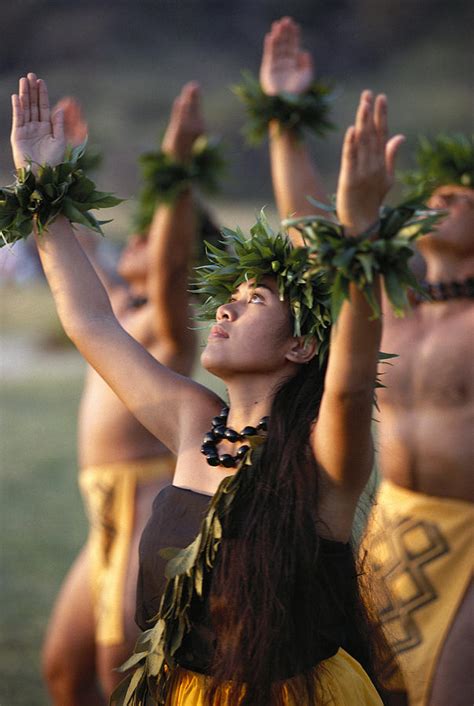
[[400, 133, 474, 198], [233, 70, 335, 145], [193, 209, 332, 359], [0, 142, 122, 247], [134, 135, 226, 235]]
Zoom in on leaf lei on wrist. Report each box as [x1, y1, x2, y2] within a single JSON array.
[[0, 143, 122, 247], [134, 135, 226, 234], [193, 208, 332, 360], [111, 443, 264, 706], [233, 70, 335, 145], [400, 133, 474, 199], [284, 197, 443, 320]]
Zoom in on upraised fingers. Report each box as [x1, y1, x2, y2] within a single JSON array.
[[38, 79, 50, 123], [27, 72, 39, 122], [355, 90, 374, 142], [374, 94, 388, 147], [11, 94, 24, 130], [385, 134, 405, 178], [19, 77, 30, 123]]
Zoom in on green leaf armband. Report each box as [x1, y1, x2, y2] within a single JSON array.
[[134, 136, 226, 234], [284, 197, 444, 320], [0, 144, 122, 247], [233, 71, 335, 145]]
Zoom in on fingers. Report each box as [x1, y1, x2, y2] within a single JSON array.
[[19, 77, 30, 123], [374, 93, 388, 147], [11, 94, 24, 130], [27, 72, 39, 122], [385, 134, 405, 178], [355, 90, 374, 143], [342, 126, 357, 167], [38, 79, 50, 123]]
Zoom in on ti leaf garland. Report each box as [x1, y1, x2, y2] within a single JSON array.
[[284, 197, 444, 320], [0, 142, 122, 247], [400, 133, 474, 199], [233, 70, 335, 145], [134, 136, 226, 235]]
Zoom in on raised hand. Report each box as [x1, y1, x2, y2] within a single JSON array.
[[11, 73, 66, 170], [336, 91, 405, 236], [260, 17, 314, 96], [54, 96, 88, 148], [161, 81, 204, 162]]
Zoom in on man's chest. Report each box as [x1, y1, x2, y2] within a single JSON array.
[[380, 307, 474, 407]]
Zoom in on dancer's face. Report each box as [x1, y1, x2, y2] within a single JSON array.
[[201, 276, 298, 379], [420, 185, 474, 255], [117, 234, 148, 283]]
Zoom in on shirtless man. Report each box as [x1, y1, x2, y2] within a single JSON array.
[[258, 17, 474, 706], [41, 82, 206, 705]]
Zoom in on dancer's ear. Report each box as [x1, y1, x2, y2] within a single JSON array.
[[285, 336, 318, 364]]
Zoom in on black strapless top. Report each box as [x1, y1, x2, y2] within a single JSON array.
[[136, 485, 356, 676]]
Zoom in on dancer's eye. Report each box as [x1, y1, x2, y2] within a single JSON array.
[[249, 291, 264, 304]]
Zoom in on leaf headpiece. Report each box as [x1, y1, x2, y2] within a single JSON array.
[[193, 209, 332, 360], [400, 133, 474, 199]]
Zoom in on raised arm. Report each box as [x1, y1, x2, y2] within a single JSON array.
[[260, 17, 328, 243], [10, 73, 219, 452], [145, 82, 202, 367], [312, 91, 404, 497]]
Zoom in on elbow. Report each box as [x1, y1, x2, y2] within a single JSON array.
[[63, 313, 114, 349]]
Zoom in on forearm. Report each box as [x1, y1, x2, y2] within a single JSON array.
[[325, 280, 382, 398], [34, 216, 116, 340], [269, 122, 327, 244], [147, 189, 196, 347]]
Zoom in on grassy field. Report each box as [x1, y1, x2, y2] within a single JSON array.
[[1, 370, 86, 705]]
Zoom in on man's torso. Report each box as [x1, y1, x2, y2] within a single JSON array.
[[378, 299, 474, 500]]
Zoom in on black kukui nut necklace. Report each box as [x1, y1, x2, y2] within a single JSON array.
[[200, 406, 269, 468]]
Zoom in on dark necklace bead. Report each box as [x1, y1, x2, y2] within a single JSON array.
[[219, 454, 236, 468], [207, 455, 221, 467], [211, 415, 227, 428], [236, 444, 250, 458], [202, 432, 215, 445], [200, 442, 215, 454], [257, 416, 269, 432], [213, 425, 227, 440], [240, 425, 258, 437], [224, 428, 241, 442]]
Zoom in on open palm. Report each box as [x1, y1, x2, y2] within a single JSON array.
[[11, 73, 66, 170], [260, 17, 314, 96]]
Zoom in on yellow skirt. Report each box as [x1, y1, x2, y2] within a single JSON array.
[[362, 479, 474, 706], [79, 455, 175, 646], [165, 649, 383, 705]]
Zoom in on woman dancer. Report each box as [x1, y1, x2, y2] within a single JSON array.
[[10, 73, 404, 704]]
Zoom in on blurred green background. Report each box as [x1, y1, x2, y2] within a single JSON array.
[[0, 0, 472, 703]]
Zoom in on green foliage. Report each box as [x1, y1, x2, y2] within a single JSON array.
[[233, 70, 335, 145], [285, 197, 443, 320], [0, 143, 122, 247], [134, 136, 226, 234], [400, 133, 474, 198], [193, 209, 332, 358]]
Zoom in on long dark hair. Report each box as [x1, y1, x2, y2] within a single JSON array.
[[206, 353, 391, 705]]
